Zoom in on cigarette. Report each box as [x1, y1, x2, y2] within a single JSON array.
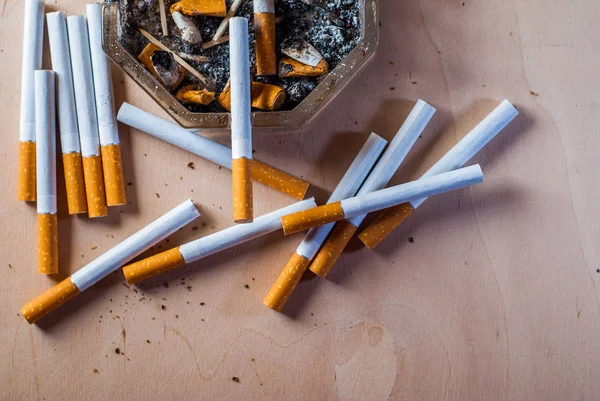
[[279, 56, 329, 78], [176, 85, 216, 105], [253, 0, 277, 76], [158, 0, 169, 36], [279, 40, 328, 78], [358, 100, 519, 249], [46, 12, 88, 215], [122, 198, 316, 284], [171, 11, 203, 45], [20, 200, 200, 324], [87, 4, 127, 208], [263, 133, 388, 311], [67, 16, 108, 218], [230, 18, 253, 223], [281, 165, 485, 236], [218, 81, 286, 111], [139, 43, 186, 90], [213, 0, 245, 41], [308, 100, 435, 277], [170, 0, 227, 17], [18, 0, 44, 202], [117, 103, 310, 199], [35, 71, 58, 275]]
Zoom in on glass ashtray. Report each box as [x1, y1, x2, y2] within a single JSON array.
[[102, 0, 379, 129]]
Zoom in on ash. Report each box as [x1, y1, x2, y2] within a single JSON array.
[[118, 0, 360, 112]]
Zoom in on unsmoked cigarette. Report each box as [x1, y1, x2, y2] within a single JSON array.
[[47, 12, 87, 214], [263, 133, 387, 311], [122, 199, 316, 284], [18, 0, 44, 202], [230, 18, 253, 223], [281, 165, 485, 235], [67, 16, 108, 218], [308, 100, 435, 276], [117, 103, 310, 199], [88, 4, 127, 207], [357, 100, 519, 249], [35, 71, 58, 275], [21, 200, 200, 324], [253, 0, 276, 76]]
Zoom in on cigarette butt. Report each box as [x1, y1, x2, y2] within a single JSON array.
[[101, 144, 127, 207], [176, 85, 216, 105], [308, 220, 358, 278], [62, 152, 88, 214], [233, 157, 253, 223], [219, 81, 286, 111], [18, 141, 36, 201], [251, 82, 286, 110], [82, 154, 108, 218], [170, 0, 226, 17], [20, 278, 80, 324], [358, 203, 416, 249], [263, 252, 311, 311], [279, 56, 329, 78], [37, 214, 58, 275], [138, 43, 187, 90], [251, 160, 309, 200], [123, 247, 185, 284], [254, 12, 277, 76], [281, 201, 345, 236]]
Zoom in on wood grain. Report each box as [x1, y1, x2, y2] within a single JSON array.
[[1, 1, 599, 400]]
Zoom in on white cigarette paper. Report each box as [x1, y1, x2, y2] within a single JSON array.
[[179, 198, 316, 263], [340, 165, 484, 219], [409, 100, 519, 209], [347, 99, 435, 228], [229, 17, 252, 160], [70, 200, 200, 291], [254, 0, 275, 13], [35, 71, 57, 215], [20, 0, 45, 144], [46, 12, 81, 155], [296, 133, 387, 260], [87, 4, 120, 147], [67, 15, 101, 157]]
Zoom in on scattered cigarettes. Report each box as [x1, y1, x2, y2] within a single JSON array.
[[229, 18, 254, 223], [263, 133, 388, 311], [35, 71, 58, 275], [122, 199, 316, 284], [46, 11, 87, 214], [117, 103, 309, 199], [309, 100, 435, 277], [358, 100, 519, 249], [213, 0, 245, 41], [176, 85, 216, 105], [20, 200, 201, 324], [87, 4, 127, 208], [253, 0, 276, 76], [67, 16, 108, 218], [18, 0, 44, 202], [281, 165, 485, 236]]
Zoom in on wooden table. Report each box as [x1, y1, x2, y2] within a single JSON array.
[[1, 1, 599, 400]]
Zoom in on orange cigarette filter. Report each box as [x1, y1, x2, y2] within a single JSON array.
[[263, 253, 311, 311], [281, 201, 345, 236], [38, 214, 59, 275], [138, 43, 187, 90], [308, 219, 359, 278], [252, 160, 309, 200], [358, 203, 416, 249], [218, 81, 286, 111], [254, 12, 277, 76], [82, 154, 108, 218], [101, 144, 127, 207], [20, 278, 80, 324], [170, 0, 227, 16], [18, 141, 36, 201], [233, 157, 254, 223], [123, 248, 186, 284], [176, 85, 216, 105], [62, 152, 88, 214], [279, 56, 329, 78]]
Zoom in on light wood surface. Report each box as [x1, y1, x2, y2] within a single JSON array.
[[2, 1, 600, 400]]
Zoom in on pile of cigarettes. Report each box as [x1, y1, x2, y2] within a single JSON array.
[[17, 1, 519, 324]]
